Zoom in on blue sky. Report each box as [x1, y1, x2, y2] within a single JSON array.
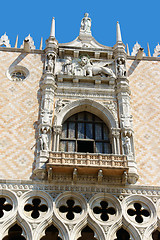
[[1, 0, 159, 55]]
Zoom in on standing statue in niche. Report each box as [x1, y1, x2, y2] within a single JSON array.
[[80, 13, 91, 34], [123, 136, 132, 155], [40, 128, 49, 151], [79, 56, 116, 78], [117, 58, 126, 77], [46, 54, 55, 74]]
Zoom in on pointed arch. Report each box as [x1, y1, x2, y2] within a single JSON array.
[[56, 99, 118, 129], [71, 215, 106, 240]]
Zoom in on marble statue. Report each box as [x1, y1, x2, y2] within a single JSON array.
[[46, 54, 55, 73], [123, 136, 131, 155], [80, 13, 91, 34], [117, 58, 126, 77], [40, 128, 49, 151]]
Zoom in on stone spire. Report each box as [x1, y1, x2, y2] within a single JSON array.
[[147, 43, 151, 57], [50, 17, 55, 37], [116, 21, 122, 43], [14, 35, 18, 48]]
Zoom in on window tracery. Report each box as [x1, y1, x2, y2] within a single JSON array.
[[60, 111, 111, 154]]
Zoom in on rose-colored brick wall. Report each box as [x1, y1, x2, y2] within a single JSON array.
[[127, 60, 160, 186], [0, 51, 44, 180]]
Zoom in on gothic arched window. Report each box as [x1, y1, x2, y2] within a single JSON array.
[[60, 111, 111, 154]]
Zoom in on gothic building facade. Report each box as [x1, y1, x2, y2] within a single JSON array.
[[0, 14, 160, 239]]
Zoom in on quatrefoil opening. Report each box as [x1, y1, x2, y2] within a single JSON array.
[[59, 199, 82, 220], [93, 200, 116, 221], [0, 197, 12, 218], [24, 198, 48, 219], [127, 202, 150, 223]]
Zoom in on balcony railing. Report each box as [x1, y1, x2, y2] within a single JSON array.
[[48, 152, 127, 169]]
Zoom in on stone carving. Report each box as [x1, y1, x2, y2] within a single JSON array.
[[131, 42, 146, 56], [46, 54, 55, 74], [80, 13, 91, 34], [40, 127, 49, 151], [55, 98, 65, 113], [63, 57, 74, 75], [117, 57, 126, 77], [41, 109, 53, 125], [123, 136, 132, 155], [58, 56, 115, 78], [103, 101, 117, 119], [20, 34, 35, 49], [79, 56, 115, 77], [98, 169, 103, 183], [153, 43, 160, 57], [0, 33, 11, 47]]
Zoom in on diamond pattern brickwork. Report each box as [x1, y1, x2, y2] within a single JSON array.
[[127, 60, 160, 186], [0, 50, 44, 180]]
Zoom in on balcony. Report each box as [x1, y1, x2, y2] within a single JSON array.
[[47, 152, 128, 177]]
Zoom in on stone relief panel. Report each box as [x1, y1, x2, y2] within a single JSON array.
[[102, 101, 118, 120], [55, 56, 115, 78]]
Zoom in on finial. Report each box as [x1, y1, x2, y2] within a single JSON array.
[[50, 17, 55, 37], [116, 21, 122, 43], [147, 43, 151, 57], [14, 35, 18, 48], [126, 44, 130, 56], [39, 37, 43, 50]]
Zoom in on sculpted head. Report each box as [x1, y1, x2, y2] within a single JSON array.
[[80, 56, 89, 66]]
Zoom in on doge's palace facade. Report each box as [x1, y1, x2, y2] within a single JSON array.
[[0, 14, 160, 240]]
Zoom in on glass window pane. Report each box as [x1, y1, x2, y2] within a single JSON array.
[[95, 142, 103, 153], [68, 122, 75, 138], [85, 112, 92, 121], [95, 123, 102, 140], [60, 141, 67, 152], [104, 143, 112, 154], [78, 123, 84, 138], [78, 112, 84, 120], [86, 123, 93, 139], [62, 123, 67, 138], [68, 141, 75, 152], [103, 125, 109, 140]]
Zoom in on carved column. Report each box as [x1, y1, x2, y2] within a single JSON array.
[[111, 128, 121, 155], [114, 39, 139, 184], [34, 34, 58, 180]]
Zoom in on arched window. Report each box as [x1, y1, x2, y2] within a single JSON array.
[[77, 226, 97, 240], [60, 111, 111, 154], [40, 225, 62, 240], [2, 224, 26, 240]]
